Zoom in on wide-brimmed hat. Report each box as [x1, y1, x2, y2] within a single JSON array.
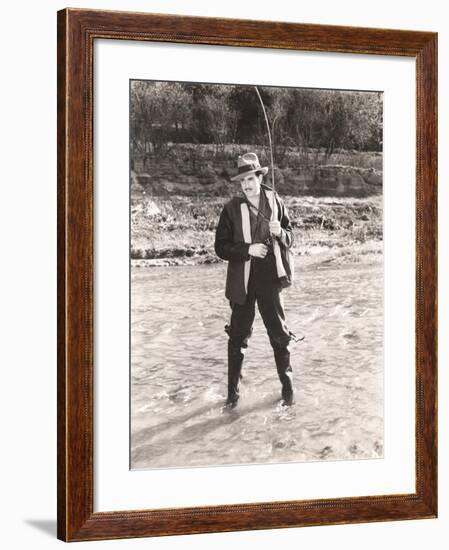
[[230, 152, 269, 181]]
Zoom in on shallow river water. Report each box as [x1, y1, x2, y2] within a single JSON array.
[[131, 259, 383, 469]]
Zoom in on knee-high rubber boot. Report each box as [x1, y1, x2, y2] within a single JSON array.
[[274, 348, 294, 405], [227, 341, 244, 406]]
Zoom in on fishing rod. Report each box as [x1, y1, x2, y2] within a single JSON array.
[[239, 88, 277, 226], [254, 87, 306, 344]]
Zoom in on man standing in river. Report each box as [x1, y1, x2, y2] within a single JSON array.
[[215, 152, 295, 408]]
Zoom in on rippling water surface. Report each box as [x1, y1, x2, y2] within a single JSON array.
[[131, 259, 383, 469]]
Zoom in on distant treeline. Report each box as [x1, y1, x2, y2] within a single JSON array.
[[130, 81, 382, 160]]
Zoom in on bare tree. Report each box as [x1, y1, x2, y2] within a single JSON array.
[[130, 81, 193, 160], [202, 85, 237, 157]]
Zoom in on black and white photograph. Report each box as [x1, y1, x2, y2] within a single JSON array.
[[130, 80, 383, 470], [2, 0, 443, 547]]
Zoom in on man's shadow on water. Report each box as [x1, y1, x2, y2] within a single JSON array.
[[134, 395, 280, 455], [174, 396, 282, 440], [134, 402, 223, 445], [24, 519, 56, 538]]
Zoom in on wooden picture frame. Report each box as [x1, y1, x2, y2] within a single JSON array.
[[57, 8, 437, 542]]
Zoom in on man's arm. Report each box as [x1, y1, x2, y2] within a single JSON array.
[[214, 207, 251, 262]]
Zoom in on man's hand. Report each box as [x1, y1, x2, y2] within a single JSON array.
[[248, 243, 269, 258], [269, 220, 282, 237]]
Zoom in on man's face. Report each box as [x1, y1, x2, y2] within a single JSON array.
[[240, 173, 262, 199]]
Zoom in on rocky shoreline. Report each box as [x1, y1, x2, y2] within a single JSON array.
[[131, 240, 383, 269]]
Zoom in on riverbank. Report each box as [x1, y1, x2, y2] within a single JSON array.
[[131, 145, 382, 197], [131, 195, 383, 267]]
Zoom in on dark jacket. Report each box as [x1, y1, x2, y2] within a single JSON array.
[[215, 189, 294, 305]]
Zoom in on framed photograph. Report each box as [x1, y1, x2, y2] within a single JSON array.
[[57, 8, 437, 542]]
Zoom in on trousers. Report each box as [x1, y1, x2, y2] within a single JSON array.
[[226, 258, 294, 402]]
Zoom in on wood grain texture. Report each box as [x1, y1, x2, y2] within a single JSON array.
[[415, 34, 438, 516], [57, 8, 67, 541], [57, 7, 438, 542]]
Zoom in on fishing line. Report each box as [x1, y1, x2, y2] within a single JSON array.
[[254, 86, 276, 220]]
